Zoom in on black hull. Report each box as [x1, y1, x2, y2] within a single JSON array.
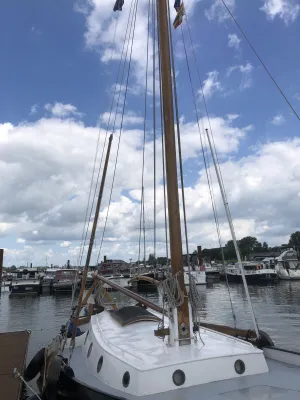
[[224, 273, 278, 284], [10, 284, 41, 296], [41, 370, 122, 400]]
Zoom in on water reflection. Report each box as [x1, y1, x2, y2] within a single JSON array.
[[1, 280, 300, 358]]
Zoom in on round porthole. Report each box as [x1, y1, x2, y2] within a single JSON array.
[[97, 356, 103, 373], [234, 359, 245, 375], [87, 342, 93, 358], [172, 369, 185, 386], [122, 371, 130, 388], [84, 330, 89, 345]]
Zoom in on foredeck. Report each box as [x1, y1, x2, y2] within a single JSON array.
[[0, 330, 30, 400]]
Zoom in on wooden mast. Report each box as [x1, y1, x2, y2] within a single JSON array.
[[71, 134, 113, 344], [157, 0, 191, 344]]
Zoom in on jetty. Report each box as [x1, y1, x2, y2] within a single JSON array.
[[0, 330, 30, 400]]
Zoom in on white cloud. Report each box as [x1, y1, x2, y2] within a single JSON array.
[[271, 114, 285, 125], [261, 0, 300, 25], [2, 112, 300, 266], [74, 0, 198, 91], [227, 62, 253, 90], [17, 238, 26, 244], [205, 0, 235, 22], [294, 93, 300, 100], [30, 104, 38, 115], [60, 241, 72, 247], [44, 103, 83, 118], [200, 71, 223, 99], [228, 33, 241, 50], [100, 111, 143, 127]]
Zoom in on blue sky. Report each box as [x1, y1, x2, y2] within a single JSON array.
[[0, 0, 300, 266]]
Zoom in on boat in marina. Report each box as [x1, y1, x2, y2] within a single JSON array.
[[224, 261, 278, 283], [275, 249, 300, 280], [10, 268, 42, 296], [184, 266, 206, 286], [41, 268, 58, 292], [204, 262, 220, 283], [52, 269, 81, 293], [23, 0, 300, 398]]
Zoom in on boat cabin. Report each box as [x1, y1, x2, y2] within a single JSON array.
[[12, 268, 40, 281], [275, 249, 299, 270]]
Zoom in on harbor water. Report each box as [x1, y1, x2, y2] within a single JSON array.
[[1, 280, 300, 366]]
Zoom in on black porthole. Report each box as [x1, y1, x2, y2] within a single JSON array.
[[84, 330, 89, 345], [122, 371, 130, 388], [97, 356, 104, 373], [234, 359, 245, 375], [172, 369, 185, 386], [87, 342, 93, 358]]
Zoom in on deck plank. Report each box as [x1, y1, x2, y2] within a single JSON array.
[[0, 330, 30, 400]]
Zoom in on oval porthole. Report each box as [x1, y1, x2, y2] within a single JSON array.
[[234, 359, 245, 375], [97, 356, 103, 373], [122, 371, 130, 388], [84, 330, 89, 345], [87, 342, 93, 358], [172, 369, 185, 386]]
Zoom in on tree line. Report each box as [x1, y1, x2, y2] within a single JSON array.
[[145, 231, 300, 264]]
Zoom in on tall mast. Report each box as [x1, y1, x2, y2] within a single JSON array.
[[157, 0, 191, 344]]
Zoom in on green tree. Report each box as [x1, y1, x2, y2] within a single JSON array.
[[254, 241, 263, 251], [148, 253, 156, 266], [262, 241, 269, 251], [239, 236, 259, 259], [288, 231, 300, 249], [224, 240, 236, 259]]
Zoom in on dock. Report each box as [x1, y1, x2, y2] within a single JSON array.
[[0, 330, 30, 400]]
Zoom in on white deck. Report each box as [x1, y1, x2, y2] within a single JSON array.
[[74, 310, 268, 396]]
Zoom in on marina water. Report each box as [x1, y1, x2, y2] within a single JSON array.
[[1, 280, 300, 364]]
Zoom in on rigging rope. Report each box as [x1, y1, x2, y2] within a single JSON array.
[[138, 0, 151, 269], [96, 0, 140, 264], [152, 0, 157, 266], [159, 273, 184, 308], [77, 16, 121, 268], [219, 0, 300, 122], [180, 15, 237, 326]]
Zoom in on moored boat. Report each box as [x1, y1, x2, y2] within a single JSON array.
[[52, 269, 80, 293], [275, 249, 300, 280], [225, 261, 278, 283], [10, 268, 42, 296]]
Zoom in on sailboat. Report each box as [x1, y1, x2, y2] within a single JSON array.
[[23, 0, 300, 399]]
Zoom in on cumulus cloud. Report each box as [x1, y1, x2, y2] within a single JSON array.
[[60, 241, 72, 247], [227, 62, 253, 90], [261, 0, 300, 25], [30, 104, 38, 115], [100, 111, 144, 127], [205, 0, 235, 22], [0, 113, 255, 265], [74, 0, 198, 91], [200, 71, 223, 99], [228, 33, 241, 50], [44, 103, 83, 118], [271, 114, 285, 126]]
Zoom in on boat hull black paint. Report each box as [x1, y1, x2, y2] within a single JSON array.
[[222, 273, 278, 284]]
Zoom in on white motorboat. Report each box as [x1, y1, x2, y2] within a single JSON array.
[[41, 268, 58, 291], [10, 268, 42, 296], [225, 261, 278, 283], [184, 266, 206, 286], [275, 249, 300, 280]]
